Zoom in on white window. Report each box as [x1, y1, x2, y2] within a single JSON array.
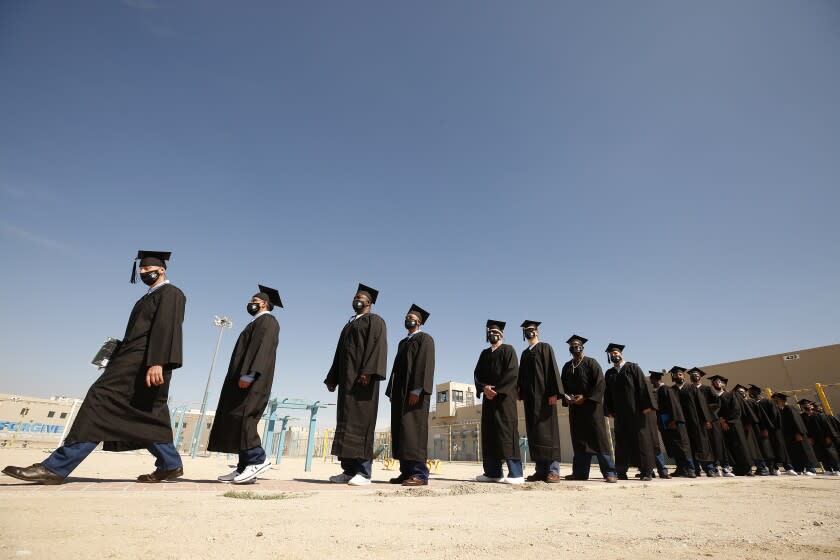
[[437, 391, 448, 403]]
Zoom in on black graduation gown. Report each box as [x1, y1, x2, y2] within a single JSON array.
[[604, 362, 656, 472], [744, 397, 775, 462], [718, 391, 754, 471], [385, 331, 435, 463], [517, 343, 562, 462], [474, 344, 520, 461], [65, 283, 186, 450], [804, 412, 840, 469], [677, 384, 715, 463], [759, 398, 790, 465], [780, 404, 818, 469], [207, 313, 279, 452], [646, 380, 662, 456], [560, 357, 612, 456], [324, 313, 388, 460], [655, 384, 692, 462], [700, 385, 729, 466]]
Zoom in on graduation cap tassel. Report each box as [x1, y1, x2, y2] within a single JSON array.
[[130, 260, 137, 284]]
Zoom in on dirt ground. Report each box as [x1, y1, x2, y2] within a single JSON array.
[[0, 448, 838, 560]]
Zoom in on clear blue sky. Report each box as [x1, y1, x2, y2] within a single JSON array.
[[1, 1, 838, 428]]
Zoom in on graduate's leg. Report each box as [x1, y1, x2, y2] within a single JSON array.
[[505, 458, 523, 479], [411, 460, 429, 481], [571, 454, 591, 479], [356, 458, 373, 479], [482, 457, 503, 479], [242, 446, 267, 467], [595, 452, 616, 479], [655, 452, 669, 476], [147, 443, 183, 471], [549, 460, 561, 476], [237, 450, 248, 473], [533, 460, 548, 478], [339, 457, 355, 476], [41, 441, 99, 478]]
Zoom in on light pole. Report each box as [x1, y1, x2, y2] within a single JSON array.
[[190, 316, 232, 458]]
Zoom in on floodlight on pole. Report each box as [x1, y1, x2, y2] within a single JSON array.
[[190, 316, 233, 458]]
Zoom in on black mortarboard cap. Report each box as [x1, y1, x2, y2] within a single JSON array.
[[486, 320, 506, 331], [648, 371, 664, 380], [131, 250, 171, 283], [605, 343, 625, 353], [356, 283, 379, 304], [407, 304, 430, 324], [687, 367, 707, 377], [733, 384, 748, 392], [254, 284, 283, 310], [748, 384, 762, 393], [669, 366, 687, 374], [797, 398, 812, 406], [771, 392, 788, 402], [708, 374, 729, 384], [566, 334, 588, 345]]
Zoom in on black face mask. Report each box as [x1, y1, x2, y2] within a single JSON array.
[[140, 271, 160, 286], [247, 302, 261, 316], [569, 345, 583, 355], [405, 319, 418, 329], [352, 300, 366, 312], [524, 331, 536, 341], [609, 354, 622, 364], [488, 334, 501, 344]]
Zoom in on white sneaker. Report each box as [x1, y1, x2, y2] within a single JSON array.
[[783, 469, 798, 476], [722, 471, 736, 478], [501, 476, 525, 485], [832, 471, 840, 477], [770, 469, 780, 476], [347, 474, 371, 486], [329, 473, 353, 484], [475, 474, 503, 483], [804, 471, 816, 477], [217, 469, 240, 482], [232, 461, 271, 484]]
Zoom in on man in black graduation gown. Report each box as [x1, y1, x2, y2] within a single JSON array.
[[714, 378, 755, 476], [603, 344, 656, 481], [689, 367, 725, 477], [748, 384, 796, 476], [650, 371, 695, 478], [560, 335, 617, 483], [3, 251, 186, 484], [324, 283, 388, 486], [385, 304, 435, 487], [517, 321, 562, 483], [799, 400, 840, 475], [812, 402, 840, 476], [774, 392, 819, 475], [208, 285, 281, 484], [474, 320, 523, 484], [671, 366, 716, 477], [733, 384, 770, 475], [645, 371, 671, 479]]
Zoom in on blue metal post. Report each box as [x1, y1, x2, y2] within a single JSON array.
[[305, 402, 320, 472], [262, 399, 278, 457], [274, 416, 291, 464]]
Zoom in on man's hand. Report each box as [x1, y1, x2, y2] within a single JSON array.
[[407, 393, 420, 407], [642, 408, 652, 414], [705, 421, 713, 430], [720, 419, 730, 432], [358, 374, 371, 386], [238, 379, 252, 389], [571, 395, 585, 406], [327, 383, 336, 393], [146, 365, 164, 388], [794, 433, 803, 442], [761, 430, 769, 438], [548, 395, 558, 406], [483, 386, 497, 400], [668, 420, 677, 430]]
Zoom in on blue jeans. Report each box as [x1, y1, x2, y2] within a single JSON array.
[[340, 457, 373, 479], [654, 452, 669, 476], [42, 441, 182, 478], [534, 460, 560, 477], [399, 460, 429, 480], [237, 447, 266, 472], [482, 457, 523, 479], [572, 452, 616, 479]]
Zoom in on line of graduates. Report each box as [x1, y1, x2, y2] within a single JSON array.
[[4, 256, 838, 488]]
